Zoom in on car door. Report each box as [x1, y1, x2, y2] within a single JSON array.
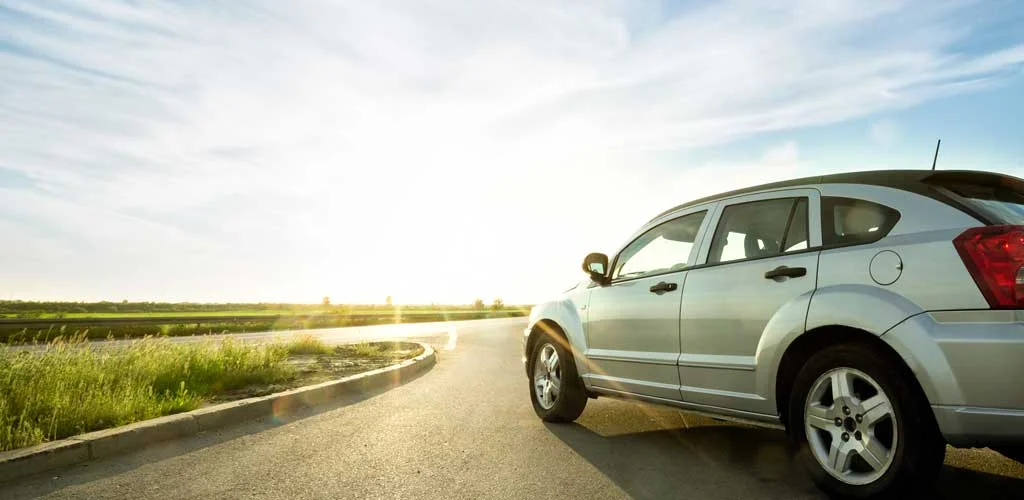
[[679, 189, 821, 414], [583, 207, 713, 400]]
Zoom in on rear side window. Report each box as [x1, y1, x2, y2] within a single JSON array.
[[822, 197, 900, 246], [708, 197, 808, 264]]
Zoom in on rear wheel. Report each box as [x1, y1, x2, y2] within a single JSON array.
[[788, 343, 945, 499], [528, 331, 587, 422]]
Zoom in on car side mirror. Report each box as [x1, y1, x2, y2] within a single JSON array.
[[582, 253, 609, 284]]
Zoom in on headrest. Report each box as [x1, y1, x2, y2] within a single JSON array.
[[838, 205, 886, 235], [744, 233, 764, 258]]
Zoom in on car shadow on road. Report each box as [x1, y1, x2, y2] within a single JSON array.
[[546, 417, 1024, 500]]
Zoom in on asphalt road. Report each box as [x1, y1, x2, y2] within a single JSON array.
[[4, 318, 1023, 499]]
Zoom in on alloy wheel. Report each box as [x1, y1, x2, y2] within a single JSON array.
[[533, 343, 561, 410], [804, 367, 899, 485]]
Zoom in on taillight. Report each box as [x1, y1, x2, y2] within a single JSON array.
[[953, 225, 1024, 308]]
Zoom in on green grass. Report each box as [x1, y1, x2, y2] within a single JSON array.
[[0, 334, 302, 452], [0, 302, 533, 320], [348, 342, 387, 357], [29, 310, 290, 319], [19, 309, 510, 319], [335, 341, 417, 361], [284, 334, 334, 356]]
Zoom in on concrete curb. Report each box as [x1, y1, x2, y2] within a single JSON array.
[[0, 342, 436, 483]]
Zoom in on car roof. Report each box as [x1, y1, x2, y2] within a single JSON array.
[[651, 169, 1022, 224]]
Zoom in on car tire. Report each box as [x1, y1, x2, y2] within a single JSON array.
[[788, 343, 946, 499], [528, 330, 587, 422]]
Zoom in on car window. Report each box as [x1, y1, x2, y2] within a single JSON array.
[[822, 197, 900, 246], [709, 197, 806, 264], [783, 198, 809, 251], [931, 179, 1024, 224], [614, 211, 707, 280]]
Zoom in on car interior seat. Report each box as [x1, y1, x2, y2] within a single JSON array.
[[837, 204, 886, 243]]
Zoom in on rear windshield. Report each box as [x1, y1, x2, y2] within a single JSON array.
[[932, 176, 1024, 224]]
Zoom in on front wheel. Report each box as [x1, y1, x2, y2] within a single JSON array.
[[788, 343, 946, 499], [528, 332, 587, 422]]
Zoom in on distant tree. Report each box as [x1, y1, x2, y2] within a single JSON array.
[[492, 298, 504, 310], [473, 298, 485, 310], [122, 299, 128, 305], [386, 295, 393, 307], [322, 296, 331, 306]]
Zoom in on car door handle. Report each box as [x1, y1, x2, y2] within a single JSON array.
[[649, 281, 678, 293], [764, 266, 807, 280]]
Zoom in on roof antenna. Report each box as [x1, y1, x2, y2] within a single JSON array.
[[931, 139, 941, 170]]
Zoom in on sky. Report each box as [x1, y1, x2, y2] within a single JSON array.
[[0, 0, 1023, 305]]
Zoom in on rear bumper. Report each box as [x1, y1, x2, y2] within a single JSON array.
[[882, 309, 1024, 447], [932, 406, 1024, 447]]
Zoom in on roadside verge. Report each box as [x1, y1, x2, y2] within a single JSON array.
[[0, 342, 436, 483]]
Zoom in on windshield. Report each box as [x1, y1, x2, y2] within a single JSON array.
[[935, 178, 1024, 224], [967, 197, 1024, 224]]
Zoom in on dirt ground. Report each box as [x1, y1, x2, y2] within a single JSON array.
[[206, 341, 425, 403]]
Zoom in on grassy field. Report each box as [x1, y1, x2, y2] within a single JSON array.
[[0, 310, 526, 344], [0, 308, 505, 319], [0, 301, 527, 319], [7, 310, 290, 319], [0, 334, 417, 452], [0, 301, 529, 343]]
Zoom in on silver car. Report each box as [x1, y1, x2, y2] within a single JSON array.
[[523, 169, 1024, 499]]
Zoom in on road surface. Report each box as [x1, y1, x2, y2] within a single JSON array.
[[4, 318, 1023, 499]]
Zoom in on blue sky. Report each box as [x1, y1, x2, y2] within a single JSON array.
[[0, 0, 1022, 304]]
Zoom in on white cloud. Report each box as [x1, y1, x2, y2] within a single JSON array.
[[869, 120, 902, 146], [763, 141, 801, 165], [0, 0, 1022, 302]]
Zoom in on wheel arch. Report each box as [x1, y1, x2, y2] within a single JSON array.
[[758, 283, 929, 420], [524, 296, 590, 379], [773, 324, 931, 431], [525, 319, 569, 375]]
